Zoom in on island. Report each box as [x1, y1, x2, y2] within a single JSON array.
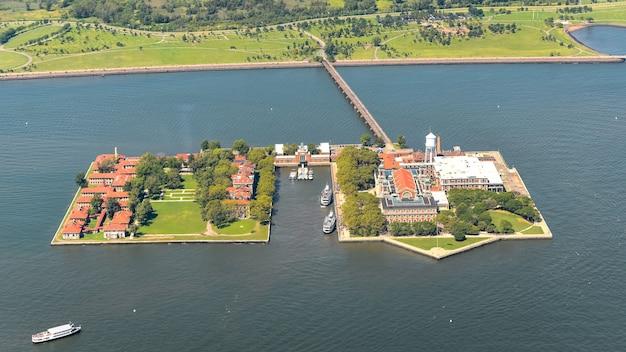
[[330, 133, 551, 260], [52, 139, 275, 245]]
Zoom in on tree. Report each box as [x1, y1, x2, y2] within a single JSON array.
[[164, 168, 182, 189], [343, 193, 385, 236], [232, 139, 250, 155], [247, 148, 268, 164], [360, 133, 372, 146], [500, 220, 515, 234], [397, 135, 407, 148], [205, 200, 233, 227], [201, 139, 220, 151], [90, 194, 103, 213], [97, 158, 116, 172], [372, 36, 381, 46], [75, 172, 87, 188], [106, 198, 121, 219], [135, 199, 153, 225], [250, 195, 272, 223]]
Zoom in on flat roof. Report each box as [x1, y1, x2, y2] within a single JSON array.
[[433, 156, 503, 185]]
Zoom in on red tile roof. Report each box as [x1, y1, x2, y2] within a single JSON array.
[[106, 191, 129, 199], [176, 153, 192, 162], [111, 210, 133, 225], [103, 223, 127, 232], [393, 169, 417, 199], [112, 174, 133, 187], [69, 207, 89, 220], [77, 195, 93, 204], [82, 186, 110, 195], [88, 172, 116, 180], [62, 222, 83, 234]]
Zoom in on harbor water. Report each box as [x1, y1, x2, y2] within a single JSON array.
[[1, 61, 626, 351]]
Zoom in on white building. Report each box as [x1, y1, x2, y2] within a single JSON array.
[[433, 156, 504, 192]]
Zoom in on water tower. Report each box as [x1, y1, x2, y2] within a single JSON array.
[[424, 132, 436, 163]]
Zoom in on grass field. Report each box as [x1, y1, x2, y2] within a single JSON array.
[[0, 50, 28, 69], [2, 24, 313, 72], [138, 201, 206, 234], [212, 219, 258, 235], [396, 236, 490, 251], [488, 210, 532, 232], [4, 23, 62, 48], [521, 225, 545, 235], [182, 174, 197, 189]]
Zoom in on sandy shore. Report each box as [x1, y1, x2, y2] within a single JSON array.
[[1, 55, 623, 81]]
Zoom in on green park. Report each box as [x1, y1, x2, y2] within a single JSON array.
[[2, 0, 626, 74]]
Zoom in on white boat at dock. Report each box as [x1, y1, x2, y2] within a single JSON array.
[[322, 210, 336, 234], [320, 183, 333, 206], [32, 322, 81, 344]]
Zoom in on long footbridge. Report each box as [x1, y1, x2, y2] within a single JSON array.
[[321, 59, 393, 148]]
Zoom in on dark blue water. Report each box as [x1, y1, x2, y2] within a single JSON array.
[[1, 64, 626, 351], [570, 25, 626, 55]]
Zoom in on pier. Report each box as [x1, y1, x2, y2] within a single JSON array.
[[322, 60, 393, 148]]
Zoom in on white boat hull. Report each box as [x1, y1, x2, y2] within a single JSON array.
[[32, 325, 81, 344]]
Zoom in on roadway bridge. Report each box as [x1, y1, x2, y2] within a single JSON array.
[[321, 60, 393, 147]]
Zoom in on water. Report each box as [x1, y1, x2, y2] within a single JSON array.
[[570, 25, 626, 55], [1, 64, 626, 351]]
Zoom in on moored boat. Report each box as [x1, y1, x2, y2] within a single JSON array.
[[322, 210, 336, 234], [32, 322, 81, 344], [320, 183, 333, 206]]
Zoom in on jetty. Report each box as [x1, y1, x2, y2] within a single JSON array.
[[321, 59, 393, 148]]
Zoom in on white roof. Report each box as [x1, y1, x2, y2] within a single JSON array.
[[48, 324, 73, 334], [431, 191, 449, 205], [274, 144, 284, 155], [433, 156, 503, 184], [318, 142, 330, 154], [426, 132, 436, 139]]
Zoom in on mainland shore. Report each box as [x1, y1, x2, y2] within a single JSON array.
[[1, 55, 623, 82]]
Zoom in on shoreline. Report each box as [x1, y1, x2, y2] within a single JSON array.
[[1, 55, 623, 82], [565, 23, 626, 55]]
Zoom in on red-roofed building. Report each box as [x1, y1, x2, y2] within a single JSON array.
[[393, 169, 417, 200], [227, 186, 252, 201], [76, 195, 94, 207], [69, 207, 90, 224], [82, 186, 110, 195], [112, 174, 133, 191], [111, 210, 132, 225], [62, 222, 83, 240], [103, 223, 127, 239], [105, 191, 129, 201], [88, 172, 116, 186]]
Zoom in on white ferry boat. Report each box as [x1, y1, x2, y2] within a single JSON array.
[[307, 169, 314, 180], [320, 184, 333, 206], [322, 210, 336, 234], [32, 322, 81, 344]]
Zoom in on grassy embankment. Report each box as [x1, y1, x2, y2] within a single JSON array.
[[1, 23, 313, 72], [488, 209, 544, 234], [307, 4, 625, 60], [396, 236, 490, 251], [2, 2, 626, 73]]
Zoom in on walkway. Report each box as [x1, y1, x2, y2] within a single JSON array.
[[321, 59, 393, 148]]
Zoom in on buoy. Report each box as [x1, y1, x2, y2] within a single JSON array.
[[449, 319, 453, 323], [133, 309, 136, 313]]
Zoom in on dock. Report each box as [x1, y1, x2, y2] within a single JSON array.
[[322, 59, 393, 148]]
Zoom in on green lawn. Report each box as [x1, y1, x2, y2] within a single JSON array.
[[488, 210, 532, 232], [182, 174, 197, 189], [521, 225, 545, 235], [4, 24, 63, 48], [138, 201, 206, 234], [81, 232, 104, 241], [212, 219, 259, 235], [19, 26, 312, 72], [0, 50, 28, 70], [396, 236, 490, 251]]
